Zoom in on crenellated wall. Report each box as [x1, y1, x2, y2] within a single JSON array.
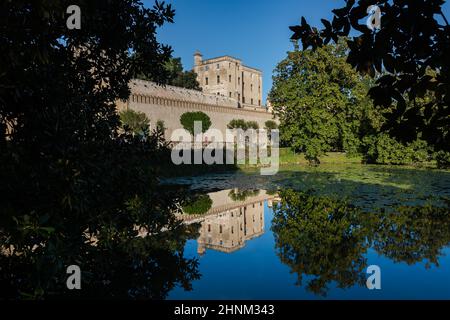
[[117, 79, 276, 141]]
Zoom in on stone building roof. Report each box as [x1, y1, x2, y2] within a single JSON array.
[[129, 79, 239, 108]]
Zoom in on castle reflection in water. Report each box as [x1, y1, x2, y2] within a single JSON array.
[[178, 189, 275, 255]]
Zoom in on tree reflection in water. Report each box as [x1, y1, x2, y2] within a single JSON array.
[[271, 189, 450, 296], [372, 200, 450, 268], [271, 190, 368, 296]]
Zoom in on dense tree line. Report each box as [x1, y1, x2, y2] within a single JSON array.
[[270, 39, 446, 166], [286, 0, 449, 167]]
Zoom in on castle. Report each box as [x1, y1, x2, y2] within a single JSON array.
[[117, 52, 275, 141], [193, 51, 263, 109]]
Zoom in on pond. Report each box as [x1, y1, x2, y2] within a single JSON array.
[[164, 165, 450, 300]]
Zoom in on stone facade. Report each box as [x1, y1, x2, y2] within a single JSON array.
[[118, 79, 276, 142], [193, 51, 263, 109]]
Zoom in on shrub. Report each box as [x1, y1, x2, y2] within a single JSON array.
[[119, 109, 150, 136], [264, 120, 278, 131], [180, 112, 211, 136], [156, 120, 166, 133], [182, 195, 213, 215], [362, 134, 430, 165], [435, 151, 450, 169], [227, 119, 248, 130], [246, 121, 259, 130]]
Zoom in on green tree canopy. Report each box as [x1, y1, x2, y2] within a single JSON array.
[[165, 57, 202, 91], [289, 1, 450, 154], [269, 39, 373, 163], [246, 121, 259, 130], [120, 109, 150, 136], [180, 111, 211, 136], [227, 119, 260, 131], [182, 194, 213, 215], [228, 119, 249, 130], [264, 120, 278, 131], [156, 119, 166, 133], [139, 57, 201, 91]]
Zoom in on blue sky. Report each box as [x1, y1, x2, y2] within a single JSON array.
[[145, 0, 450, 102]]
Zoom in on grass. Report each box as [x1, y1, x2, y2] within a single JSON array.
[[278, 148, 362, 165], [237, 148, 362, 169], [162, 147, 443, 177]]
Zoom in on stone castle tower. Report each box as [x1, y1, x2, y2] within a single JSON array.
[[193, 51, 263, 109]]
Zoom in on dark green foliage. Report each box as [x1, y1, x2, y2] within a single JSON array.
[[156, 119, 166, 133], [228, 189, 260, 202], [264, 120, 278, 131], [0, 0, 200, 299], [180, 111, 212, 135], [227, 119, 249, 130], [269, 40, 372, 164], [270, 39, 440, 166], [246, 121, 259, 130], [289, 1, 450, 153], [139, 57, 201, 90], [119, 109, 150, 136], [182, 195, 213, 215], [435, 151, 450, 169], [227, 119, 260, 131], [165, 57, 202, 91], [362, 134, 430, 165]]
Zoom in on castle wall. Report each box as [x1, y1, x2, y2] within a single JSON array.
[[120, 79, 276, 142]]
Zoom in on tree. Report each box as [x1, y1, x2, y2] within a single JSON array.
[[180, 111, 211, 136], [228, 189, 260, 202], [139, 57, 201, 91], [227, 119, 248, 131], [165, 57, 202, 91], [156, 119, 166, 133], [120, 109, 150, 136], [289, 1, 450, 156], [246, 121, 259, 130], [264, 120, 278, 141], [269, 40, 371, 164], [182, 195, 213, 215], [264, 120, 278, 131], [0, 0, 200, 298], [227, 119, 260, 131]]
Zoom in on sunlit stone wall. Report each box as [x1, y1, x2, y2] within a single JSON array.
[[117, 79, 276, 141]]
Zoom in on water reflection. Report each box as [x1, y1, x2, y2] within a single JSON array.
[[271, 189, 450, 296], [178, 189, 274, 254], [271, 189, 369, 296], [371, 201, 450, 267]]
